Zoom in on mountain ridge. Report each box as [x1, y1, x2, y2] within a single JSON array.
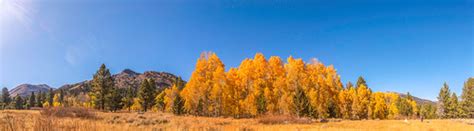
[[10, 84, 54, 97], [58, 69, 186, 95], [9, 69, 186, 97]]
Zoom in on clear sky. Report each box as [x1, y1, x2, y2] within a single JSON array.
[[0, 0, 472, 100]]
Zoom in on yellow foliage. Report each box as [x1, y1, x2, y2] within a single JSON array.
[[352, 84, 371, 119], [386, 93, 400, 119], [131, 98, 142, 111], [338, 87, 355, 119], [164, 84, 181, 113], [180, 52, 359, 119], [371, 92, 388, 119], [53, 94, 61, 107], [43, 102, 50, 108]]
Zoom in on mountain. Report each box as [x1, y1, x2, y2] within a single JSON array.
[[58, 69, 185, 95], [10, 84, 53, 97], [389, 92, 436, 105]]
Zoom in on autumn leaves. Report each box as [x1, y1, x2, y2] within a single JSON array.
[[179, 52, 406, 119]]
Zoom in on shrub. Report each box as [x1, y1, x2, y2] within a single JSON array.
[[40, 107, 96, 119], [258, 115, 313, 125]]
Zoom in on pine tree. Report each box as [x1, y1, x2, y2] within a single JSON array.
[[461, 77, 474, 118], [437, 83, 451, 118], [164, 84, 184, 115], [29, 92, 36, 108], [47, 88, 54, 106], [122, 87, 135, 111], [356, 76, 368, 88], [448, 93, 459, 118], [59, 89, 65, 104], [293, 87, 310, 117], [420, 104, 437, 119], [138, 79, 157, 112], [90, 64, 114, 110], [406, 92, 413, 101], [155, 91, 166, 111], [173, 92, 184, 115], [397, 97, 412, 118], [36, 92, 44, 107], [108, 87, 123, 112], [1, 87, 11, 109], [13, 96, 24, 109]]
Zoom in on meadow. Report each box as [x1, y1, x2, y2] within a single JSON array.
[[1, 108, 473, 131]]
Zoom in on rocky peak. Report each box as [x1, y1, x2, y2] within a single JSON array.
[[120, 69, 139, 76]]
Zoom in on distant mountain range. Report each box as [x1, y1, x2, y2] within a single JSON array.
[[9, 69, 186, 96], [389, 92, 436, 105]]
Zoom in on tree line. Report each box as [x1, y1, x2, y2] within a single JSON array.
[[0, 52, 472, 120], [0, 87, 64, 109]]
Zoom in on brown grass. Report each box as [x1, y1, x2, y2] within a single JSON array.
[[1, 109, 473, 131], [40, 107, 97, 119], [258, 115, 313, 124]]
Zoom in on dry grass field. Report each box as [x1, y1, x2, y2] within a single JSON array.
[[1, 108, 473, 131]]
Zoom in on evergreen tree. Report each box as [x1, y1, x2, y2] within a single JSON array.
[[164, 84, 184, 115], [13, 96, 24, 109], [59, 89, 65, 104], [173, 92, 184, 115], [356, 76, 368, 88], [420, 104, 437, 119], [1, 87, 11, 109], [90, 64, 114, 110], [448, 93, 459, 118], [155, 91, 166, 111], [36, 92, 44, 107], [29, 92, 36, 108], [406, 92, 413, 101], [122, 87, 135, 111], [138, 79, 156, 112], [47, 88, 54, 106], [397, 97, 412, 117], [108, 87, 123, 112], [293, 87, 310, 117], [437, 83, 451, 118], [461, 77, 474, 118]]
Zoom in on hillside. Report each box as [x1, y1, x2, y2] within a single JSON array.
[[389, 92, 436, 105], [10, 84, 53, 97], [58, 69, 185, 95]]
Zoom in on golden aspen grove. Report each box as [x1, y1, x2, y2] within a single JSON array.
[[178, 52, 419, 119]]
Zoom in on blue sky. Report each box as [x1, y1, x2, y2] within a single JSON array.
[[0, 0, 472, 100]]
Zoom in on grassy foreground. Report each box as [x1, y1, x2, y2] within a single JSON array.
[[0, 109, 473, 131]]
